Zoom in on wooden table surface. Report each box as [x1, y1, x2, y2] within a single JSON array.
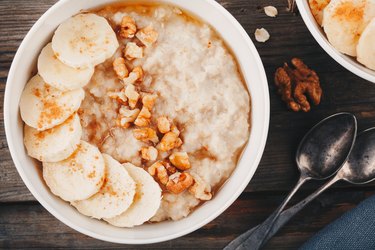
[[2, 0, 375, 249]]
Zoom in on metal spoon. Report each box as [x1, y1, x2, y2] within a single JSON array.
[[229, 127, 375, 249], [225, 113, 357, 250]]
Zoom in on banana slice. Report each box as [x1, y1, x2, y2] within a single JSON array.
[[105, 163, 161, 227], [323, 0, 375, 56], [357, 18, 375, 70], [71, 154, 136, 219], [24, 113, 82, 162], [309, 0, 331, 26], [52, 13, 119, 69], [38, 43, 94, 91], [43, 141, 105, 202], [19, 75, 84, 131]]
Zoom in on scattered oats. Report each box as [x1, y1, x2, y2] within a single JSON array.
[[254, 28, 270, 43], [264, 6, 278, 17]]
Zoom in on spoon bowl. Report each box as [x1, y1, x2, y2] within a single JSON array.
[[339, 128, 375, 184], [296, 112, 357, 180]]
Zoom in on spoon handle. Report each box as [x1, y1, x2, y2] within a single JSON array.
[[229, 176, 307, 250], [226, 176, 340, 250]]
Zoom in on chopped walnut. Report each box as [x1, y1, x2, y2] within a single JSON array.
[[148, 161, 168, 185], [125, 84, 139, 109], [157, 131, 179, 152], [132, 66, 144, 82], [166, 172, 194, 194], [124, 42, 143, 60], [123, 66, 144, 86], [134, 106, 151, 127], [117, 106, 140, 128], [120, 16, 137, 38], [169, 152, 191, 170], [141, 146, 158, 161], [175, 138, 183, 148], [170, 124, 180, 136], [157, 116, 171, 134], [113, 57, 129, 80], [188, 173, 212, 201], [142, 93, 157, 110], [275, 58, 322, 112], [133, 127, 159, 144], [136, 25, 159, 47], [163, 161, 177, 175], [107, 89, 127, 105]]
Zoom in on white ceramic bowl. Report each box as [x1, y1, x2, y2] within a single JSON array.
[[4, 0, 269, 244], [297, 0, 375, 83]]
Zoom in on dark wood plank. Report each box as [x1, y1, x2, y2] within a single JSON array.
[[1, 190, 372, 249]]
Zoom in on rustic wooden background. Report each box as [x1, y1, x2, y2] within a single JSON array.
[[2, 0, 375, 249]]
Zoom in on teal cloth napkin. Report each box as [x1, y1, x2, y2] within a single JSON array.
[[300, 195, 375, 250]]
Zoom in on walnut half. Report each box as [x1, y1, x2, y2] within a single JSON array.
[[274, 58, 322, 112]]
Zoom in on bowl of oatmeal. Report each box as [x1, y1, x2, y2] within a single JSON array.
[[4, 0, 269, 244], [297, 0, 375, 83]]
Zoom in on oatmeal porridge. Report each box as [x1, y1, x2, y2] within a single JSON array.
[[80, 4, 251, 221], [19, 2, 250, 226]]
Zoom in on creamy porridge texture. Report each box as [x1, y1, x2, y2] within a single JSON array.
[[77, 4, 250, 221], [19, 1, 253, 226]]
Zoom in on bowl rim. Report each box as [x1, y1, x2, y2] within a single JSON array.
[[4, 0, 270, 244], [297, 0, 375, 83]]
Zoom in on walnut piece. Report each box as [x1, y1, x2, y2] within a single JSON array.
[[142, 94, 157, 110], [163, 161, 177, 175], [157, 131, 179, 152], [169, 152, 191, 170], [124, 42, 143, 60], [134, 106, 151, 127], [157, 116, 171, 134], [166, 172, 194, 194], [125, 84, 139, 109], [120, 16, 137, 38], [136, 25, 159, 47], [133, 127, 159, 144], [113, 57, 129, 79], [141, 146, 158, 161], [108, 89, 127, 105], [148, 161, 168, 185], [123, 66, 143, 86], [274, 58, 322, 112], [188, 173, 212, 201], [117, 106, 140, 128]]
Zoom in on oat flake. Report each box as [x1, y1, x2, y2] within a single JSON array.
[[255, 28, 270, 43], [264, 6, 278, 17]]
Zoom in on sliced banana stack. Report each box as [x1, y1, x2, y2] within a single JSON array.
[[52, 13, 119, 69], [24, 113, 82, 162], [105, 163, 162, 227], [19, 75, 84, 131], [323, 0, 375, 56], [38, 43, 94, 91], [20, 11, 163, 227], [71, 154, 136, 219], [357, 18, 375, 70], [43, 141, 105, 202]]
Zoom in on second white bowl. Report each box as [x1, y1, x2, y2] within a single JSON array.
[[297, 0, 375, 83]]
